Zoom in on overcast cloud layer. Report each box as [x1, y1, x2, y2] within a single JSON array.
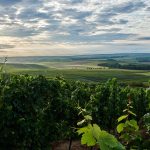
[[0, 0, 150, 56]]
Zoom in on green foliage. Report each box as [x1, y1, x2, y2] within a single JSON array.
[[77, 124, 97, 146], [77, 115, 92, 126], [143, 113, 150, 132], [98, 61, 150, 70], [116, 96, 141, 148], [0, 74, 149, 149], [77, 117, 125, 150], [118, 115, 128, 122], [0, 57, 7, 73], [97, 130, 125, 150], [117, 119, 139, 136]]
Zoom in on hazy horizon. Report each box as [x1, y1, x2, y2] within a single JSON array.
[[0, 0, 150, 56], [0, 52, 149, 59]]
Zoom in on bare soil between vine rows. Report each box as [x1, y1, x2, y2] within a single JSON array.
[[51, 140, 99, 150]]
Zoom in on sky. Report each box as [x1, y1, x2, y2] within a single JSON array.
[[0, 0, 150, 56]]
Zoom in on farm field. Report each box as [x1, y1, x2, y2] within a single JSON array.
[[6, 67, 150, 84], [2, 53, 150, 86]]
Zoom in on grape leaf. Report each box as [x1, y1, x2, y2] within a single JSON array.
[[117, 123, 125, 133], [77, 119, 85, 126], [81, 131, 96, 146], [127, 120, 139, 130], [98, 131, 125, 150], [92, 124, 101, 139], [77, 126, 88, 135], [77, 124, 96, 146], [84, 115, 92, 121], [128, 110, 136, 116], [118, 115, 128, 122]]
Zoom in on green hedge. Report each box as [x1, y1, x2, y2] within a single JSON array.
[[0, 75, 149, 149]]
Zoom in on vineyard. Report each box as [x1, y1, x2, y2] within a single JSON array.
[[0, 74, 149, 149]]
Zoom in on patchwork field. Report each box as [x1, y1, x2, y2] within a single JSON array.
[[1, 53, 149, 86]]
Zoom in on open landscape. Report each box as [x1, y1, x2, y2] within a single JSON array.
[[0, 0, 150, 149], [2, 53, 150, 86], [1, 53, 149, 149]]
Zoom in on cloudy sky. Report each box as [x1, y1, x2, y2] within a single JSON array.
[[0, 0, 150, 56]]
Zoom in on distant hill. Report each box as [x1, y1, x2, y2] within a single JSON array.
[[1, 53, 150, 63]]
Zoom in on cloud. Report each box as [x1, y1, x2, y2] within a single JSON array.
[[90, 1, 146, 26], [0, 26, 41, 37], [138, 37, 150, 40], [0, 44, 15, 49], [17, 8, 49, 21], [146, 6, 150, 11], [0, 0, 149, 56], [51, 33, 136, 43], [0, 0, 22, 6], [108, 1, 146, 14], [66, 0, 84, 4]]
